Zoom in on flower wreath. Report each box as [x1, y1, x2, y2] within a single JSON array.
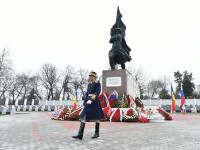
[[123, 108, 138, 122]]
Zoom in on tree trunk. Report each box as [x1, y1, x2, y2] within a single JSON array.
[[62, 89, 66, 100]]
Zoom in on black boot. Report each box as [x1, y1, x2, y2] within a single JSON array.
[[72, 122, 85, 140], [91, 122, 99, 139]]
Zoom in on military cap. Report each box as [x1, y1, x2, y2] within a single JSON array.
[[89, 71, 97, 77]]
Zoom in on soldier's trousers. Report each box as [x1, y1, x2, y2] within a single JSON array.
[[81, 116, 99, 123]]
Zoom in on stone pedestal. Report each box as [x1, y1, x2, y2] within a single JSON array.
[[102, 69, 140, 97]]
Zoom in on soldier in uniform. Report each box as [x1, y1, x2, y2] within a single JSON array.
[[72, 71, 104, 140]]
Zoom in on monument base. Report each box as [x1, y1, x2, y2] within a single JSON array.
[[101, 69, 140, 97]]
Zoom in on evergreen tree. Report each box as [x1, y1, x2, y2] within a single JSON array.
[[182, 71, 195, 98], [174, 71, 183, 95], [159, 88, 171, 99]]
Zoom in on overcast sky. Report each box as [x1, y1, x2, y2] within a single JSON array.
[[0, 0, 200, 86]]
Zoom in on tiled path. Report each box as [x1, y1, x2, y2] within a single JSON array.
[[0, 112, 200, 150]]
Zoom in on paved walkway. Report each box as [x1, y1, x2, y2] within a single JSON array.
[[0, 112, 200, 150]]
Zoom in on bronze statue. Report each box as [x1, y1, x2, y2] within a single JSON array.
[[109, 7, 132, 69]]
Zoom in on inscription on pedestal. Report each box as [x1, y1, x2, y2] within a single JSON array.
[[106, 77, 121, 87]]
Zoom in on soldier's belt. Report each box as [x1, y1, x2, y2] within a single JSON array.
[[88, 94, 94, 97]]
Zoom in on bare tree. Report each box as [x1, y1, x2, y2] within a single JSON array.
[[9, 74, 25, 104], [0, 47, 14, 104], [61, 65, 74, 100], [39, 63, 59, 100], [158, 75, 171, 89], [30, 74, 43, 100], [128, 64, 150, 98], [0, 47, 11, 72], [77, 68, 89, 98], [0, 70, 13, 99], [19, 72, 33, 101], [147, 79, 163, 99], [72, 76, 80, 94], [158, 75, 171, 99], [71, 68, 90, 100]]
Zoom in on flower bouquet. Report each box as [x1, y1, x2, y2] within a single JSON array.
[[135, 97, 144, 108], [59, 108, 70, 120], [116, 94, 128, 108], [137, 110, 149, 123], [67, 107, 82, 121], [108, 91, 118, 108], [157, 107, 173, 120], [51, 108, 63, 120]]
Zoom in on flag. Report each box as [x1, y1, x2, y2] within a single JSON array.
[[103, 93, 110, 107], [171, 84, 176, 112], [103, 93, 112, 116], [108, 90, 119, 99], [73, 89, 78, 110], [84, 91, 87, 100], [113, 90, 119, 99], [181, 85, 186, 108], [111, 6, 126, 38], [181, 84, 186, 115], [130, 95, 135, 108]]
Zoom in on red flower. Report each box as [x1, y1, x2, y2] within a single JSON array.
[[111, 108, 121, 122], [99, 92, 109, 108], [157, 108, 173, 120], [108, 99, 117, 108], [103, 107, 109, 116], [126, 108, 134, 116]]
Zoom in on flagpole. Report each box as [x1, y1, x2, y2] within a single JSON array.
[[171, 103, 172, 114], [181, 83, 182, 113], [171, 83, 172, 115]]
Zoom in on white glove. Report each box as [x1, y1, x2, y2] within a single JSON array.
[[87, 100, 92, 104]]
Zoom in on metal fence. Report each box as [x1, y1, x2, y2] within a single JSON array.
[[141, 99, 200, 107], [1, 99, 200, 107]]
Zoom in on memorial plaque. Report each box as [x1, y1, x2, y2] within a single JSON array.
[[106, 77, 121, 87]]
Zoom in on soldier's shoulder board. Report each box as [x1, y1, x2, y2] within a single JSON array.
[[95, 80, 100, 83]]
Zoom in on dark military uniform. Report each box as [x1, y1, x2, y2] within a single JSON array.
[[81, 81, 104, 121], [72, 71, 104, 140]]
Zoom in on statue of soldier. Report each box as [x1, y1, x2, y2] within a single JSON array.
[[72, 71, 104, 140], [109, 6, 132, 69]]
